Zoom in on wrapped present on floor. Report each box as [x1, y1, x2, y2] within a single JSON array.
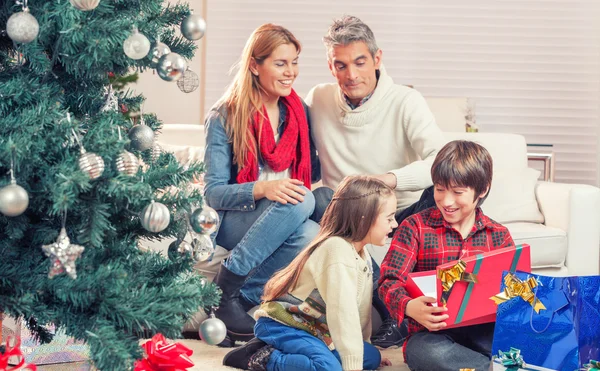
[[492, 271, 600, 371], [406, 244, 531, 328], [1, 316, 89, 366]]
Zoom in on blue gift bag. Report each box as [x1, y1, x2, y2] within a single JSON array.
[[492, 271, 600, 371]]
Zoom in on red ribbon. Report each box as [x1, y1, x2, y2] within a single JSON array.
[[0, 336, 37, 371], [134, 334, 194, 371]]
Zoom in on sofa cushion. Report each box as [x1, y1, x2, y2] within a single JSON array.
[[506, 222, 567, 269], [158, 142, 204, 168], [425, 97, 468, 132], [482, 167, 544, 224]]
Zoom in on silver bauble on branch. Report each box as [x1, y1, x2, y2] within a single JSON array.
[[167, 240, 194, 261], [116, 150, 139, 176], [0, 182, 29, 217], [6, 8, 39, 44], [190, 233, 214, 262], [123, 28, 151, 60], [189, 206, 219, 235], [156, 53, 187, 82], [199, 314, 227, 346], [128, 124, 155, 151], [176, 68, 200, 93], [69, 0, 100, 11], [150, 41, 171, 68], [79, 151, 105, 179], [140, 201, 170, 232], [180, 13, 206, 41]]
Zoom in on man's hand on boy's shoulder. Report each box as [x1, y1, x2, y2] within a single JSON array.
[[406, 296, 449, 331]]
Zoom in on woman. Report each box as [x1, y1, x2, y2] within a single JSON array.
[[203, 24, 327, 344]]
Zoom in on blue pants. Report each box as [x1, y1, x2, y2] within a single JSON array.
[[255, 318, 381, 371], [217, 187, 331, 305]]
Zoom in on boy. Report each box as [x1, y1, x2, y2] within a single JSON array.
[[378, 140, 515, 371]]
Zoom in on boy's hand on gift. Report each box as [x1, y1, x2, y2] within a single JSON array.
[[379, 358, 392, 368], [406, 296, 449, 331]]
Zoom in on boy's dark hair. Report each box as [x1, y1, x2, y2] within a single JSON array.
[[431, 140, 493, 206]]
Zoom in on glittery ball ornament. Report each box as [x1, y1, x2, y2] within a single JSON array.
[[6, 9, 39, 44], [128, 124, 155, 151]]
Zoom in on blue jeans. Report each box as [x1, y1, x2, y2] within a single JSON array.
[[217, 187, 326, 305], [255, 318, 381, 371], [404, 323, 494, 371]]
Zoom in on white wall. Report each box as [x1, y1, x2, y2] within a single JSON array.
[[133, 0, 206, 126]]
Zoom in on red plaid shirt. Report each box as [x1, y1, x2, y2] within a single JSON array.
[[378, 206, 514, 355]]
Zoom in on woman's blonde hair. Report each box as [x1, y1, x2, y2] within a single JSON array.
[[217, 24, 301, 167], [262, 175, 394, 301]]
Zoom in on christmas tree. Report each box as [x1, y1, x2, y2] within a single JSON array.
[[0, 0, 218, 370]]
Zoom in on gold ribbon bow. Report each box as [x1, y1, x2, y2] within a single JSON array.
[[437, 260, 479, 305], [490, 272, 546, 313]]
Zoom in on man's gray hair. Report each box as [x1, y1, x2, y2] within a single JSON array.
[[323, 15, 379, 59]]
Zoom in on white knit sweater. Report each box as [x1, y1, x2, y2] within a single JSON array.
[[254, 236, 373, 371], [305, 65, 445, 210]]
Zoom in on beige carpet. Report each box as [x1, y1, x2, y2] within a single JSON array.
[[181, 339, 410, 371], [34, 339, 409, 370]]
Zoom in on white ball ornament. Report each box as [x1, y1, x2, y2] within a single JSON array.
[[199, 314, 227, 345], [123, 28, 151, 60], [6, 8, 39, 44], [69, 0, 100, 11]]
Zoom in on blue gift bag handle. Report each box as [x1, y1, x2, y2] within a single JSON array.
[[528, 278, 570, 334]]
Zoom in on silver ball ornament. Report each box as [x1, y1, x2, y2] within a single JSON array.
[[116, 150, 139, 176], [128, 124, 155, 151], [69, 0, 100, 11], [190, 233, 214, 262], [199, 314, 227, 345], [189, 206, 219, 235], [6, 9, 39, 44], [123, 29, 151, 60], [140, 201, 171, 233], [181, 13, 206, 41], [176, 69, 200, 93], [79, 152, 105, 179], [150, 142, 162, 162], [156, 53, 187, 82], [150, 42, 171, 67], [167, 240, 194, 261], [0, 183, 29, 217]]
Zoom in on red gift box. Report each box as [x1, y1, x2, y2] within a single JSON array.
[[406, 244, 531, 329]]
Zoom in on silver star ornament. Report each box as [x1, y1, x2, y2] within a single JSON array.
[[42, 228, 85, 279]]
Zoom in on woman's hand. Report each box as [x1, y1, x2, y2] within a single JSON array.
[[405, 296, 449, 331], [254, 178, 306, 204], [380, 357, 392, 368]]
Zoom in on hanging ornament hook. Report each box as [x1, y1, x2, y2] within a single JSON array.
[[9, 147, 16, 184]]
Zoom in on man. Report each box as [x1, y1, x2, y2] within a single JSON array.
[[305, 15, 445, 349]]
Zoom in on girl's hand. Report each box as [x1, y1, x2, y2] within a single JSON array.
[[405, 296, 449, 331], [254, 178, 306, 204], [380, 357, 392, 368]]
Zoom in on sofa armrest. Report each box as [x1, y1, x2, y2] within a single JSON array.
[[535, 181, 600, 275]]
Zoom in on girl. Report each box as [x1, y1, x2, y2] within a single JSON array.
[[224, 175, 395, 370], [203, 24, 329, 343]]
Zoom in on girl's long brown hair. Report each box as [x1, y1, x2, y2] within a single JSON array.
[[262, 175, 394, 301], [216, 24, 301, 167]]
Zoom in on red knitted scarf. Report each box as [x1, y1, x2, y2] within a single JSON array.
[[236, 89, 311, 189]]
